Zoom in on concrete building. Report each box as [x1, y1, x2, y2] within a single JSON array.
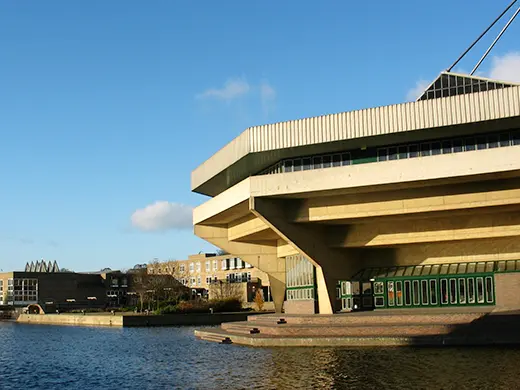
[[191, 72, 520, 315], [147, 253, 273, 305]]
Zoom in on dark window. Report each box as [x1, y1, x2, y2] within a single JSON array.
[[513, 132, 520, 146], [441, 279, 448, 304], [377, 149, 388, 162], [487, 135, 498, 149], [431, 142, 442, 155], [453, 139, 463, 153], [499, 133, 510, 147], [332, 154, 341, 167], [421, 143, 431, 157], [341, 153, 351, 166], [388, 147, 398, 160], [293, 158, 302, 171], [283, 160, 293, 173], [312, 156, 322, 169], [450, 279, 457, 304], [465, 138, 476, 151], [476, 136, 487, 150], [404, 281, 412, 306], [302, 158, 311, 171], [398, 146, 408, 159], [322, 155, 332, 168], [430, 280, 437, 305], [421, 280, 429, 305], [442, 140, 452, 154], [409, 145, 419, 158]]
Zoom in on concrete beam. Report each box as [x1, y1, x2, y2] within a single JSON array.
[[250, 197, 359, 314]]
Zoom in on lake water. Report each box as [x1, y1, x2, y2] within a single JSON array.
[[1, 322, 519, 390]]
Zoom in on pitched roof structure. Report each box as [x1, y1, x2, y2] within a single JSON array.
[[417, 72, 520, 102], [25, 260, 60, 273]]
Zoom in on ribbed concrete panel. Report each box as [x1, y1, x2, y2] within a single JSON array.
[[192, 86, 520, 193]]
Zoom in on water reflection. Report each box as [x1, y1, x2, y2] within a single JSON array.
[[0, 322, 519, 390]]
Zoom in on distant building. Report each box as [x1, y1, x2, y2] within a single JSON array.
[[0, 260, 183, 311], [148, 253, 274, 307]]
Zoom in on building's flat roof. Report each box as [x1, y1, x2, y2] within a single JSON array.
[[192, 80, 520, 197]]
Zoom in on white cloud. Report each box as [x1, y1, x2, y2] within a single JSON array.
[[131, 201, 193, 232], [487, 52, 520, 83], [260, 80, 276, 115], [196, 78, 250, 101], [406, 79, 429, 102]]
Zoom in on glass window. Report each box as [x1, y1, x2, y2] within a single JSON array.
[[387, 281, 395, 306], [487, 135, 499, 149], [409, 145, 419, 158], [421, 143, 431, 156], [431, 142, 442, 155], [450, 279, 457, 304], [398, 146, 408, 159], [468, 278, 475, 303], [341, 153, 351, 166], [465, 138, 476, 151], [284, 160, 293, 173], [440, 279, 448, 304], [442, 140, 452, 154], [404, 281, 412, 306], [388, 147, 398, 160], [312, 156, 322, 169], [412, 280, 420, 305], [476, 277, 484, 303], [512, 131, 520, 146], [476, 136, 487, 150], [374, 282, 384, 295], [332, 154, 341, 167], [322, 155, 332, 168], [302, 158, 311, 171], [396, 281, 403, 306], [485, 277, 494, 303], [499, 133, 510, 147], [293, 158, 302, 171], [453, 139, 463, 153], [377, 149, 388, 162], [421, 280, 429, 305]]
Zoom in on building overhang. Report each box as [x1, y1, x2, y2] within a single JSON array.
[[192, 85, 520, 197]]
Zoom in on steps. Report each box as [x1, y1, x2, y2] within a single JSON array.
[[195, 309, 520, 347]]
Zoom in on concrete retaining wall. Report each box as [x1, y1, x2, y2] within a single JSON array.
[[17, 314, 123, 327]]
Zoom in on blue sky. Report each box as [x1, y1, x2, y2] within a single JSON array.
[[1, 1, 519, 272]]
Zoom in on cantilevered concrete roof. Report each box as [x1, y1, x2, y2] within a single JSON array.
[[192, 79, 520, 197]]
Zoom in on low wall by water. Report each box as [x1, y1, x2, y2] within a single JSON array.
[[17, 314, 123, 327], [17, 311, 273, 327]]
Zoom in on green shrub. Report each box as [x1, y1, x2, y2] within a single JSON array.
[[153, 298, 243, 315]]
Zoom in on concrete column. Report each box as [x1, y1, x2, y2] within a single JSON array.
[[251, 197, 359, 314], [268, 274, 286, 313]]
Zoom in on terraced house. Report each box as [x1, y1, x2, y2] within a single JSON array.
[[191, 72, 520, 315]]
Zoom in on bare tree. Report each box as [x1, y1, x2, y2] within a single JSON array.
[[209, 280, 244, 301]]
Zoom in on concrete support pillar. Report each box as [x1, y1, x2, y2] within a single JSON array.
[[251, 197, 359, 314], [268, 274, 286, 313]]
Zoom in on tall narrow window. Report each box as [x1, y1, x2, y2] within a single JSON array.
[[404, 281, 412, 306], [440, 279, 448, 304], [377, 149, 388, 162], [450, 279, 457, 304], [312, 156, 322, 169], [412, 280, 420, 306], [421, 280, 429, 305], [396, 281, 403, 306], [468, 278, 475, 303], [409, 145, 419, 158], [485, 277, 494, 303], [465, 138, 476, 151], [458, 279, 466, 304], [476, 277, 485, 303], [387, 281, 395, 306]]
